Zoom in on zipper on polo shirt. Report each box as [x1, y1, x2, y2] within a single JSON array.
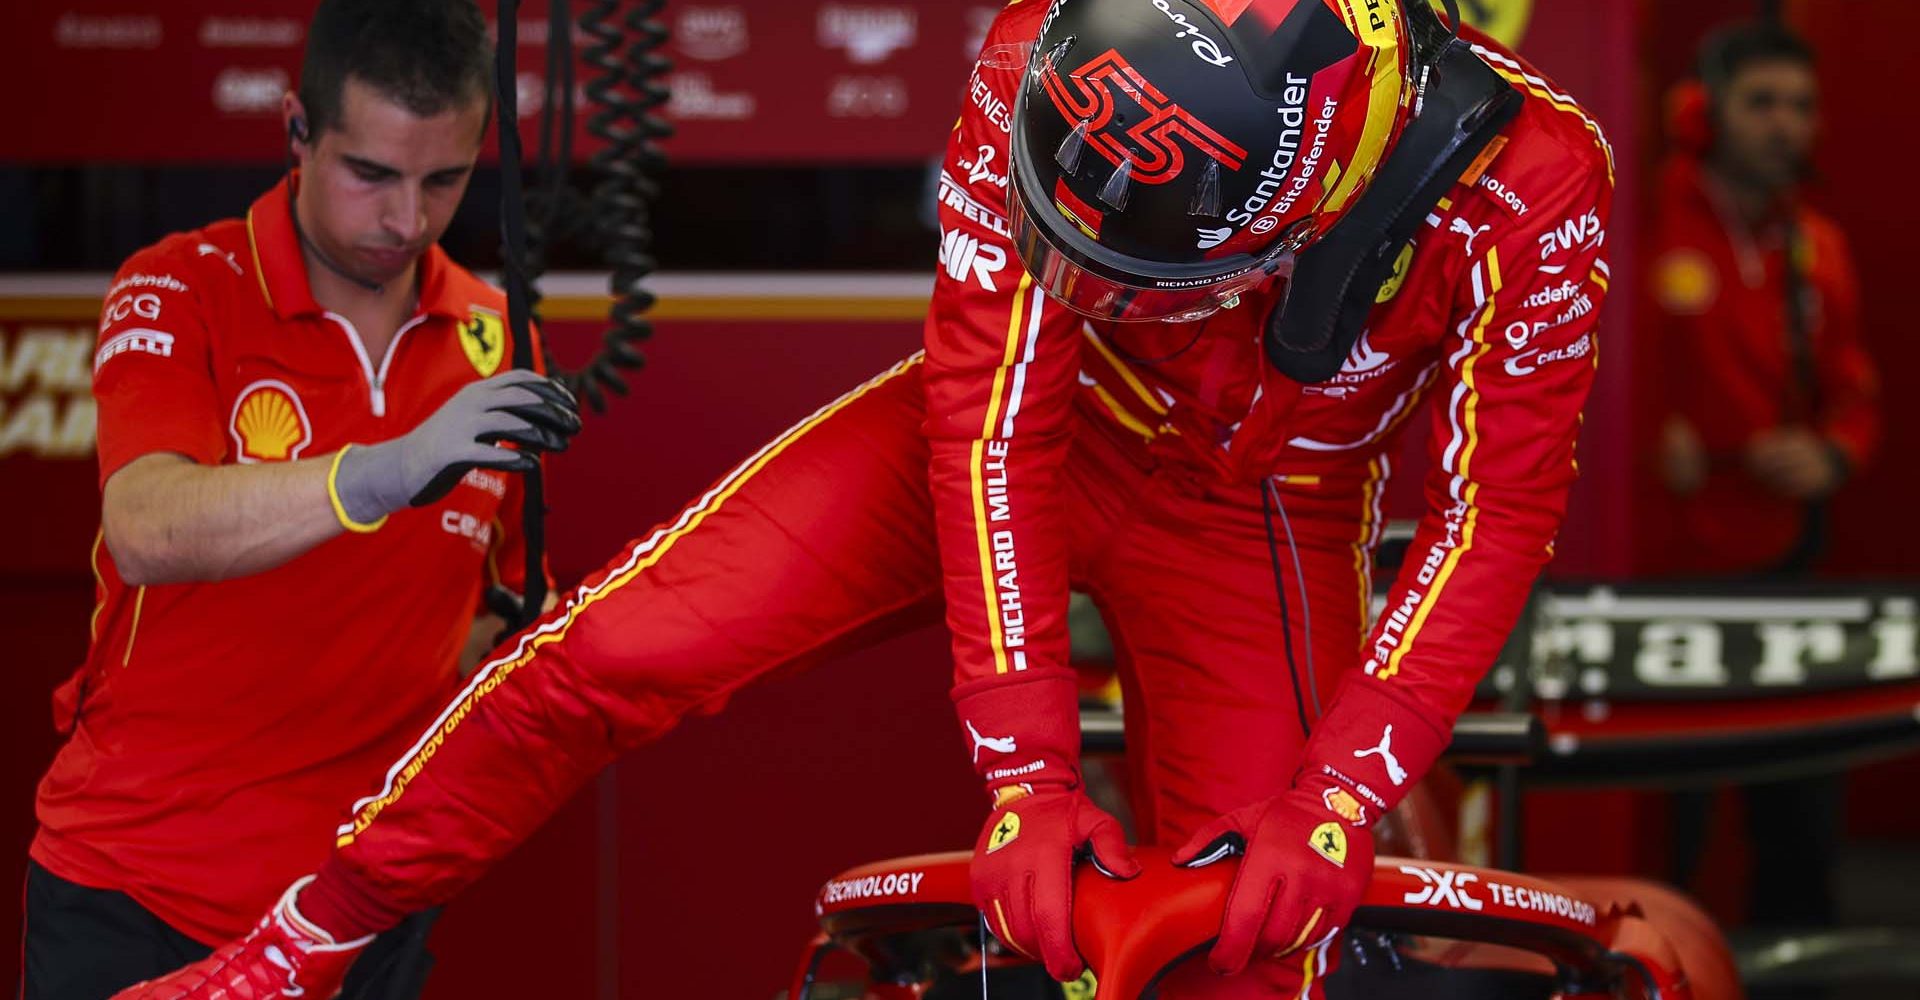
[[322, 311, 430, 417]]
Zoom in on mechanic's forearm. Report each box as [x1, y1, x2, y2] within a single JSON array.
[[103, 452, 345, 585]]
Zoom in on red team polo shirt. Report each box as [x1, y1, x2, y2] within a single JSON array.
[[33, 176, 544, 944], [1649, 156, 1879, 574]]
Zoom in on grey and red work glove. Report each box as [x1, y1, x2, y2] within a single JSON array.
[[956, 671, 1140, 983], [332, 370, 580, 527], [110, 876, 367, 1000], [1173, 675, 1449, 974]]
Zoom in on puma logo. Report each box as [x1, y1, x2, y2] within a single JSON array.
[[967, 720, 1017, 764], [1354, 725, 1408, 786], [1450, 218, 1492, 257]]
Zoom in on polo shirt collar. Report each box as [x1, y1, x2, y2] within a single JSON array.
[[244, 172, 467, 323]]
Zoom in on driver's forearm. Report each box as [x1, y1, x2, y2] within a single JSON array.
[[103, 452, 347, 585]]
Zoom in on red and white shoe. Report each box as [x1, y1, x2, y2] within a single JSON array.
[[111, 876, 372, 999]]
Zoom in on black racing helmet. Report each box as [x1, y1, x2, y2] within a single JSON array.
[[1010, 0, 1418, 322]]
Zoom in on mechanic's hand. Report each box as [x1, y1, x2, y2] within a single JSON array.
[[1746, 426, 1842, 500], [335, 370, 580, 522], [972, 785, 1141, 983], [1172, 787, 1374, 976], [1661, 416, 1706, 496]]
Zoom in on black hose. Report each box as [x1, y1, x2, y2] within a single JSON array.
[[494, 0, 549, 632]]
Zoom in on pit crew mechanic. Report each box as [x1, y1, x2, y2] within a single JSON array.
[[23, 2, 578, 998], [1653, 21, 1879, 579], [116, 0, 1612, 997]]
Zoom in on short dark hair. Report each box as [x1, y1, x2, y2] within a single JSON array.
[[298, 0, 493, 137], [1698, 20, 1816, 95]]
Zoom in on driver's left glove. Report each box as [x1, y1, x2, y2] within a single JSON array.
[[1172, 674, 1449, 974]]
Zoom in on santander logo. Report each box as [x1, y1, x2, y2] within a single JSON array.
[[1341, 332, 1391, 375]]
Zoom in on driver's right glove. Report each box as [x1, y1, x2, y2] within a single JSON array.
[[956, 671, 1140, 983]]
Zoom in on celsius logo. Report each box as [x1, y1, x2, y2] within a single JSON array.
[[1150, 0, 1233, 67], [1196, 226, 1232, 250]]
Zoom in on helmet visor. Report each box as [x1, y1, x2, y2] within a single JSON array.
[[1009, 186, 1288, 324]]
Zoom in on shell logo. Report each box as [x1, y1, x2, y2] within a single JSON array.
[[1655, 249, 1718, 317], [229, 380, 313, 463], [1322, 786, 1370, 826]]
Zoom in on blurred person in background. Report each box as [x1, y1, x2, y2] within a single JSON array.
[[18, 2, 578, 998], [1651, 20, 1878, 933], [1653, 21, 1879, 580]]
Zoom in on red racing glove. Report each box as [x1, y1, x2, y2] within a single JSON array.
[[1172, 675, 1448, 975], [110, 876, 369, 999], [956, 671, 1140, 982]]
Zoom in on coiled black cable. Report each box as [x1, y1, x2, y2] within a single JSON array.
[[558, 0, 673, 414], [517, 1, 672, 413]]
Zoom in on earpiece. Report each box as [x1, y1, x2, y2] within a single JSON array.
[[289, 116, 309, 143], [1665, 79, 1713, 155], [1666, 26, 1738, 157]]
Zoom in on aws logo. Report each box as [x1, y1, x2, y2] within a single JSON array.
[[1437, 0, 1534, 47], [460, 307, 506, 377], [230, 380, 312, 463]]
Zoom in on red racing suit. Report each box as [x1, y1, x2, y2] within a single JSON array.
[[305, 9, 1612, 996]]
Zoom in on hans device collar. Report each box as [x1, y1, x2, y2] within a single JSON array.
[[1262, 0, 1521, 384]]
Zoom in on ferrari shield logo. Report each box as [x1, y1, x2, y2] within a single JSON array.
[[1309, 821, 1348, 867], [987, 811, 1022, 854], [1437, 0, 1534, 47], [1375, 243, 1415, 304], [460, 307, 506, 377]]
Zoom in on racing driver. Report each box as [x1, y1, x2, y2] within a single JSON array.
[[117, 0, 1613, 996]]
